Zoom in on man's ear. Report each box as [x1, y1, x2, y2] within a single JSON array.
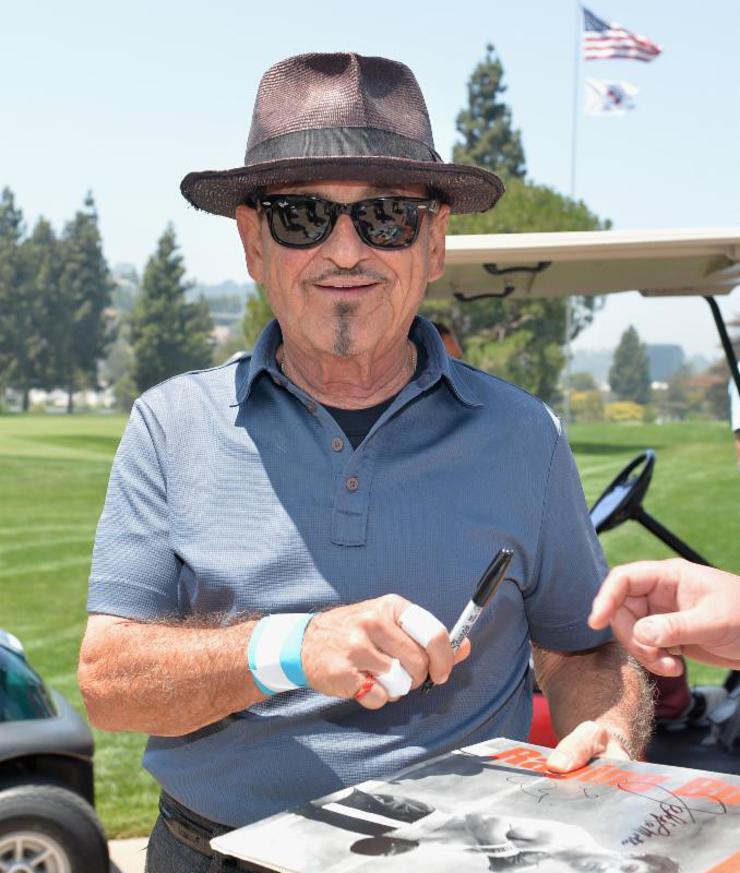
[[426, 203, 450, 285], [235, 204, 264, 283]]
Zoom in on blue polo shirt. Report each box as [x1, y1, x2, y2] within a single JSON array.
[[88, 317, 610, 827]]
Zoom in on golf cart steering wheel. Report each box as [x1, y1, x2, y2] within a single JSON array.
[[589, 450, 655, 534]]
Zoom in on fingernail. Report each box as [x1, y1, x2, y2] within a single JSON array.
[[548, 752, 571, 771], [439, 673, 449, 684], [659, 655, 684, 676], [636, 618, 660, 645]]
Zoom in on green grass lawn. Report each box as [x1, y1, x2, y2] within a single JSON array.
[[571, 421, 740, 687], [0, 413, 158, 838], [1, 414, 737, 837]]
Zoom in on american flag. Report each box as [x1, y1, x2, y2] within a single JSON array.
[[583, 7, 662, 62]]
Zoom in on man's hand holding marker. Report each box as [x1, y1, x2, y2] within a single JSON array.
[[249, 549, 513, 709]]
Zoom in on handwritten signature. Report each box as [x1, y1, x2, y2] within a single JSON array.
[[505, 775, 601, 804], [619, 783, 728, 847], [502, 773, 735, 847]]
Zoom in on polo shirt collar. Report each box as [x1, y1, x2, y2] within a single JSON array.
[[233, 317, 484, 408], [409, 318, 483, 407], [233, 320, 283, 405]]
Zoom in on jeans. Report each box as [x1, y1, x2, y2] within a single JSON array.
[[145, 815, 224, 873]]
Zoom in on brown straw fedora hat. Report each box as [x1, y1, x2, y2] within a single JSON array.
[[180, 52, 504, 217]]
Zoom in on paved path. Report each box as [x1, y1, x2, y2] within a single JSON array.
[[109, 838, 148, 873]]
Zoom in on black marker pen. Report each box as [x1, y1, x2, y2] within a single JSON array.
[[422, 547, 513, 692]]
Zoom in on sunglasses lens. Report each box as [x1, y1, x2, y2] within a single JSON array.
[[356, 199, 419, 248], [269, 198, 332, 247], [263, 196, 426, 249]]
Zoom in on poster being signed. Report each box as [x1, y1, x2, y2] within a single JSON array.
[[211, 738, 740, 872]]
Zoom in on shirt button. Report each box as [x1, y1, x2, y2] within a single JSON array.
[[345, 476, 359, 492], [331, 437, 344, 452], [306, 401, 317, 414]]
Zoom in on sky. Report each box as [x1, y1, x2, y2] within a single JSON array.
[[3, 0, 739, 357]]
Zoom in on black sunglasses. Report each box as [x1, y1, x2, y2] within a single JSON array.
[[256, 194, 440, 250]]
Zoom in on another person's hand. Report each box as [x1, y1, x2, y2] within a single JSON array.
[[588, 558, 740, 676], [301, 595, 470, 710], [546, 720, 631, 773]]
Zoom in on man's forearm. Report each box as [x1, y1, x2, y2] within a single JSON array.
[[78, 616, 264, 736], [532, 640, 653, 758]]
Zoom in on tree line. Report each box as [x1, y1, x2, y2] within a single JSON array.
[[0, 191, 111, 411], [568, 324, 734, 423], [0, 190, 213, 412]]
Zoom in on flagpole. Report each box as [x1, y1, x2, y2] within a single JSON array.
[[563, 1, 581, 429], [570, 2, 581, 198]]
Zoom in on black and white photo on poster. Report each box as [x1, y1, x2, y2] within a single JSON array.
[[211, 738, 740, 872]]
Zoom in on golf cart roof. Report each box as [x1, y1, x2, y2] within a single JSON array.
[[429, 227, 740, 301]]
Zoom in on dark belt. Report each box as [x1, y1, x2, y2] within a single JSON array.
[[159, 792, 267, 872]]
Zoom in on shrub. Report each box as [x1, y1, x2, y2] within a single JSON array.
[[604, 401, 644, 422], [570, 390, 604, 422], [571, 371, 599, 392]]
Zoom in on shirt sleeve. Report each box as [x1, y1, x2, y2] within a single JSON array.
[[524, 427, 613, 651], [87, 398, 182, 619]]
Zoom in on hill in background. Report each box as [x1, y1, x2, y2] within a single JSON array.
[[572, 346, 712, 387]]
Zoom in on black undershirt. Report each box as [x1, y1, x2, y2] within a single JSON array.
[[323, 344, 426, 449]]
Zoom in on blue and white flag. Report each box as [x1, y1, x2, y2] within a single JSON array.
[[585, 79, 638, 115]]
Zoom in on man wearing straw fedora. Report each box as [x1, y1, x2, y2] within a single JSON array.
[[79, 53, 651, 871]]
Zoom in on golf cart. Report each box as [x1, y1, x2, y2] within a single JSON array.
[[431, 227, 740, 774], [0, 630, 108, 873]]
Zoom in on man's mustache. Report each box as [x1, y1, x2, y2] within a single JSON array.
[[305, 267, 388, 285]]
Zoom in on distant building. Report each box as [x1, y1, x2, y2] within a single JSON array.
[[646, 344, 684, 381]]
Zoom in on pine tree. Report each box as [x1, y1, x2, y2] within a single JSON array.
[[452, 44, 526, 179], [609, 326, 651, 404], [0, 188, 31, 408], [58, 193, 113, 411], [23, 218, 65, 394], [0, 195, 76, 410], [130, 226, 214, 393], [432, 50, 608, 405]]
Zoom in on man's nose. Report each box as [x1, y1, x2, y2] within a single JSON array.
[[320, 213, 368, 267]]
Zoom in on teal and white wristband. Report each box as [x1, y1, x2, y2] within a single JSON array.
[[247, 613, 314, 696]]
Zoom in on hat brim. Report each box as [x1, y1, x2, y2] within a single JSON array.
[[180, 156, 504, 217]]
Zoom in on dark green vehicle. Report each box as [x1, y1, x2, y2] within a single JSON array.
[[0, 630, 108, 873]]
